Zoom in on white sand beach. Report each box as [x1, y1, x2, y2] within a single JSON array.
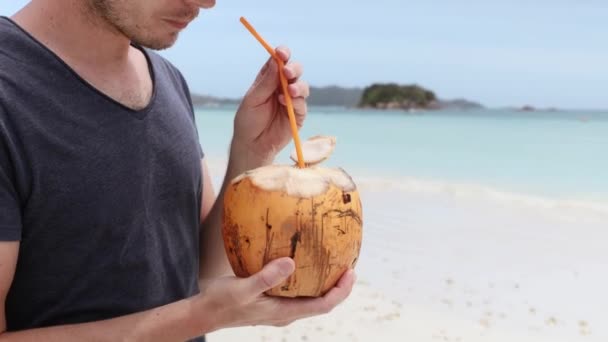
[[206, 161, 608, 342]]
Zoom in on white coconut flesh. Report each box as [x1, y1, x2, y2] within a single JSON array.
[[232, 165, 356, 198], [290, 136, 336, 166]]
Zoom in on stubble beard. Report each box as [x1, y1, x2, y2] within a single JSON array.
[[86, 0, 177, 50]]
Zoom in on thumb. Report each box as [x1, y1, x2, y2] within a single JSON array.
[[239, 257, 295, 300]]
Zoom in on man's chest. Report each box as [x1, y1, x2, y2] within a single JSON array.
[[74, 66, 154, 111], [7, 94, 202, 229], [62, 47, 154, 111], [102, 79, 153, 111]]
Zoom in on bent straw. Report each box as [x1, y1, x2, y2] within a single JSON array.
[[239, 16, 305, 169]]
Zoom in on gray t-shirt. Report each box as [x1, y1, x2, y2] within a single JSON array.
[[0, 16, 205, 340]]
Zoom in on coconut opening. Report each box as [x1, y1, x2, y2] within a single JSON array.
[[232, 165, 356, 198], [290, 136, 336, 166]]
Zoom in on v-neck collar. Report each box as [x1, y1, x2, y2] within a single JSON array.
[[0, 16, 158, 119]]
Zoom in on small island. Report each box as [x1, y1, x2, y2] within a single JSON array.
[[358, 83, 437, 110], [357, 83, 483, 111]]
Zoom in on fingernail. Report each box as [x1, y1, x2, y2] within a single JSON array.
[[288, 84, 297, 97], [284, 67, 292, 79], [277, 47, 289, 61]]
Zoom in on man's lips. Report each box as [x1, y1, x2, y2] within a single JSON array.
[[164, 19, 189, 29]]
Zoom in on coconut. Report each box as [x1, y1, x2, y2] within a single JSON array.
[[222, 136, 363, 297], [289, 135, 336, 166]]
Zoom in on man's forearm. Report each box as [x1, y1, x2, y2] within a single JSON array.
[[198, 142, 273, 279], [0, 296, 209, 342]]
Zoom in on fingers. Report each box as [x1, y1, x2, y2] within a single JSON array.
[[276, 46, 301, 82], [283, 63, 303, 81], [242, 58, 278, 105], [280, 64, 308, 117], [239, 258, 295, 301], [278, 81, 309, 102], [279, 80, 308, 127], [275, 46, 291, 63], [244, 44, 303, 102], [210, 268, 356, 330], [281, 270, 357, 320], [279, 95, 307, 113], [242, 44, 309, 125], [318, 269, 357, 312], [288, 81, 309, 98]]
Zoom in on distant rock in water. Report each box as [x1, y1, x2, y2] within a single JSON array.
[[516, 105, 562, 113], [519, 105, 536, 112], [436, 98, 484, 110], [191, 94, 240, 107]]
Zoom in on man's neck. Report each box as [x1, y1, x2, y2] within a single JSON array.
[[11, 0, 133, 68], [10, 0, 154, 111]]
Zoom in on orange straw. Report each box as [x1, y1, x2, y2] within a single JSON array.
[[239, 16, 305, 169]]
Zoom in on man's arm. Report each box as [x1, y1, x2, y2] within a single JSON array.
[[197, 158, 231, 279], [198, 152, 269, 279], [197, 46, 311, 279], [0, 242, 210, 342], [0, 242, 17, 335]]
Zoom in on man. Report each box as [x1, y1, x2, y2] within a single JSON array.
[[0, 0, 356, 340]]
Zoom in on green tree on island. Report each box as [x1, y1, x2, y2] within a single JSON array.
[[358, 83, 437, 109]]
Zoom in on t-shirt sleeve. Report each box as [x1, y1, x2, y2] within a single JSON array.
[[0, 137, 22, 241]]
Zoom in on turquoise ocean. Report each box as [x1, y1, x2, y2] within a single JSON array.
[[195, 106, 608, 203]]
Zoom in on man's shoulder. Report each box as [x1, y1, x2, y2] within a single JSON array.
[[0, 16, 19, 39], [0, 17, 18, 112], [0, 16, 41, 81], [0, 17, 24, 68]]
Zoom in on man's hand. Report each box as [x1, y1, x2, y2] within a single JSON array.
[[197, 258, 356, 331], [230, 46, 309, 170]]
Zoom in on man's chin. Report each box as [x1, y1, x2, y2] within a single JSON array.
[[132, 34, 179, 51]]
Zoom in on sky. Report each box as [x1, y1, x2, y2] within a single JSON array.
[[1, 1, 607, 109]]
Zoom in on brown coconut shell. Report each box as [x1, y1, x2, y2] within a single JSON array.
[[222, 167, 363, 297]]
